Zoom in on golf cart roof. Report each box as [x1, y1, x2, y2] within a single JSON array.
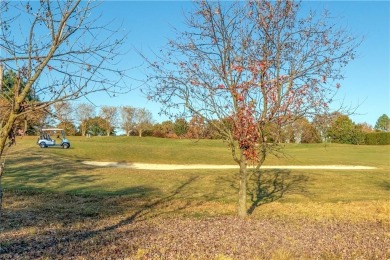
[[41, 128, 65, 131]]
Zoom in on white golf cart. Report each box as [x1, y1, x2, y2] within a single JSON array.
[[37, 128, 70, 149]]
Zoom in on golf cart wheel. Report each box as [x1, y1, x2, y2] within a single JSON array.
[[39, 142, 46, 148], [62, 143, 70, 149]]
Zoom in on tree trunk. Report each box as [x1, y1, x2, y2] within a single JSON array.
[[81, 122, 87, 137], [139, 129, 142, 137], [237, 152, 248, 218], [24, 119, 28, 133], [0, 112, 18, 219], [0, 163, 3, 219]]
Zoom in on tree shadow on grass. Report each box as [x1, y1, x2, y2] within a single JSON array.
[[100, 175, 200, 229], [218, 169, 308, 215], [1, 169, 199, 258], [247, 169, 308, 215], [378, 180, 390, 191], [3, 148, 100, 191], [1, 146, 203, 257]]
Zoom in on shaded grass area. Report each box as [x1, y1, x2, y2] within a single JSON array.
[[1, 136, 389, 258], [1, 191, 389, 259]]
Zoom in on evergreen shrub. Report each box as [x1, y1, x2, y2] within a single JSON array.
[[365, 132, 390, 145]]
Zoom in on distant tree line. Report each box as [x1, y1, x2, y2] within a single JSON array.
[[48, 103, 154, 137], [9, 101, 389, 145]]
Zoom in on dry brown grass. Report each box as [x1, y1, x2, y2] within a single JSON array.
[[1, 191, 389, 259]]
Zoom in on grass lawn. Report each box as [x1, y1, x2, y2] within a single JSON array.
[[19, 135, 390, 167], [1, 136, 389, 259]]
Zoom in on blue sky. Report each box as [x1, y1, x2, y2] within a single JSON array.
[[83, 1, 389, 126]]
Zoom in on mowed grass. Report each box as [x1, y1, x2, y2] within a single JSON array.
[[3, 136, 389, 221], [12, 135, 390, 166]]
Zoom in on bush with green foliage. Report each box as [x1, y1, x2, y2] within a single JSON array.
[[365, 132, 390, 145], [327, 115, 365, 145], [174, 118, 189, 138]]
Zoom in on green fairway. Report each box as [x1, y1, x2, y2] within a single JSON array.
[[10, 135, 390, 166]]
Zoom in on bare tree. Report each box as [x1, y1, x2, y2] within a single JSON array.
[[187, 115, 207, 139], [134, 108, 153, 137], [53, 101, 74, 131], [100, 106, 118, 136], [143, 0, 360, 217], [120, 106, 136, 136], [313, 112, 342, 143], [0, 1, 128, 217], [75, 103, 96, 136]]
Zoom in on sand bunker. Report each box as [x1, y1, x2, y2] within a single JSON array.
[[82, 161, 377, 171]]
